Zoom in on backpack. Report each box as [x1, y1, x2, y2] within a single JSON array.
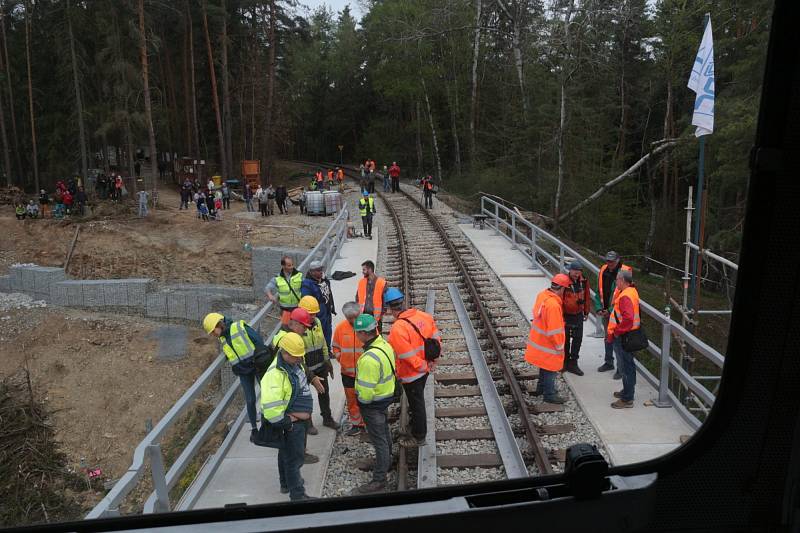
[[399, 318, 441, 361]]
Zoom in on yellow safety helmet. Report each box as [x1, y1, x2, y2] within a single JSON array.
[[298, 295, 320, 314], [278, 332, 306, 358], [202, 312, 225, 334]]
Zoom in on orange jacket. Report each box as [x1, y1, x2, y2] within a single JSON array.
[[562, 273, 591, 315], [607, 286, 641, 338], [597, 263, 633, 311], [524, 289, 566, 371], [357, 276, 386, 321], [315, 171, 323, 182], [327, 169, 334, 180], [332, 320, 363, 377], [337, 169, 344, 181], [388, 308, 440, 383]]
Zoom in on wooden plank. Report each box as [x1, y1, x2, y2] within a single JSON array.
[[537, 423, 575, 436], [437, 454, 504, 468], [436, 406, 487, 418], [515, 370, 539, 380], [529, 402, 566, 414], [434, 372, 477, 384], [502, 340, 528, 350], [436, 429, 495, 441], [435, 386, 481, 398]]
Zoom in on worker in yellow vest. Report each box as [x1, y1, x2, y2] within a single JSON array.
[[606, 269, 641, 409], [358, 191, 375, 239]]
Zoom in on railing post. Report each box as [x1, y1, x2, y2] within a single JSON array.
[[148, 444, 171, 513], [529, 228, 538, 269], [510, 214, 518, 250], [654, 308, 673, 408], [493, 202, 500, 235]]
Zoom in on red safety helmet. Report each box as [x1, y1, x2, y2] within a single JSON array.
[[290, 307, 313, 327], [552, 273, 571, 288]]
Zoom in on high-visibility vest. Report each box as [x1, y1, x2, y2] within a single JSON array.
[[332, 320, 363, 377], [260, 358, 293, 423], [220, 320, 256, 365], [357, 277, 386, 321], [274, 271, 303, 309], [327, 170, 334, 179], [359, 197, 374, 217], [303, 318, 329, 371], [598, 263, 633, 310], [607, 286, 641, 337], [387, 308, 440, 383], [355, 335, 396, 404], [315, 171, 323, 182], [337, 169, 344, 181], [524, 290, 566, 371]]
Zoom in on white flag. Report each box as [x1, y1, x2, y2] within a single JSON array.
[[688, 16, 715, 137]]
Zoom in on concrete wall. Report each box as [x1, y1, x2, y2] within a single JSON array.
[[0, 275, 10, 292], [50, 278, 154, 309], [251, 246, 309, 298], [9, 265, 67, 302]]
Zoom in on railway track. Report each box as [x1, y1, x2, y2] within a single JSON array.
[[292, 161, 585, 489]]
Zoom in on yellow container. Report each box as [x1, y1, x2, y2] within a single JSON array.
[[212, 175, 222, 187]]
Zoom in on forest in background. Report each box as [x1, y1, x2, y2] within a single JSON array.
[[0, 0, 770, 270]]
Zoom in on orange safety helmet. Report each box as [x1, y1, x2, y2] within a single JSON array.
[[552, 273, 571, 288]]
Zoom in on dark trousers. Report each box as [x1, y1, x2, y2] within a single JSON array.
[[564, 314, 584, 362], [535, 369, 559, 402], [368, 180, 375, 193], [603, 315, 623, 369], [238, 373, 258, 430], [277, 420, 307, 500], [312, 369, 332, 419], [223, 197, 230, 209], [277, 198, 286, 213], [362, 214, 373, 237], [361, 404, 392, 482], [260, 203, 268, 216], [391, 177, 399, 192], [613, 338, 636, 401], [402, 373, 428, 440], [424, 190, 433, 208]]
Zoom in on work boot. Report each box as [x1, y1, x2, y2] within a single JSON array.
[[249, 428, 259, 444], [597, 363, 615, 372], [280, 486, 289, 494], [351, 481, 387, 495], [613, 372, 622, 380], [399, 435, 425, 448], [613, 391, 623, 399], [531, 389, 543, 397], [307, 422, 319, 436], [322, 416, 341, 430], [611, 399, 634, 409], [357, 458, 374, 471], [345, 425, 365, 437], [359, 431, 372, 444], [543, 395, 566, 405], [564, 360, 584, 376], [303, 453, 319, 464]]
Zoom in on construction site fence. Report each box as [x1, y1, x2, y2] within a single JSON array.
[[86, 207, 350, 519], [480, 196, 724, 430]]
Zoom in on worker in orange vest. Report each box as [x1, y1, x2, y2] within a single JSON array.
[[336, 168, 345, 192], [326, 169, 335, 190], [594, 250, 633, 379], [315, 170, 324, 189], [561, 260, 591, 376], [385, 287, 440, 448], [355, 260, 387, 331], [332, 302, 367, 437], [607, 269, 641, 409], [525, 273, 571, 404]]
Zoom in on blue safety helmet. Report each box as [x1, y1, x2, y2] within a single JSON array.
[[362, 190, 369, 196], [384, 287, 404, 305]]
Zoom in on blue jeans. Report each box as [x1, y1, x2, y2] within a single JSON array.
[[383, 176, 390, 192], [613, 338, 636, 401], [535, 369, 558, 401], [361, 405, 392, 482], [277, 420, 307, 500], [245, 198, 254, 212], [238, 373, 258, 429], [603, 315, 622, 370]]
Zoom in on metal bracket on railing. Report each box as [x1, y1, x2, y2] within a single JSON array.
[[148, 444, 170, 513]]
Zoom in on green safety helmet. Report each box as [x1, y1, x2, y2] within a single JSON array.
[[353, 313, 378, 332]]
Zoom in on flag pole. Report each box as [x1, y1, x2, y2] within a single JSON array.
[[688, 12, 711, 319]]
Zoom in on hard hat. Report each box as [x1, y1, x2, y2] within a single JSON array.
[[353, 314, 377, 332], [362, 191, 369, 196], [202, 312, 225, 334], [567, 260, 583, 271], [384, 287, 404, 304], [298, 295, 320, 314], [552, 273, 571, 288], [289, 307, 313, 327], [278, 332, 306, 358]]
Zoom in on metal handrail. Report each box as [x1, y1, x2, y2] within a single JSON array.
[[87, 207, 350, 519], [480, 196, 725, 429]]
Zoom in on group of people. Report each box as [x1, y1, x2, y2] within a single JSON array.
[[358, 160, 402, 194], [14, 178, 91, 221], [524, 251, 642, 409], [181, 177, 298, 221], [203, 258, 439, 499], [311, 168, 345, 193]]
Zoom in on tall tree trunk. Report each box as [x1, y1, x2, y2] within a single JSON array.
[[554, 80, 566, 225], [1, 10, 22, 181], [138, 0, 158, 195], [421, 77, 442, 182], [163, 46, 180, 165], [187, 0, 201, 158], [125, 115, 136, 191], [221, 0, 233, 179], [101, 131, 110, 174], [469, 0, 481, 166], [496, 0, 528, 122], [415, 101, 423, 173], [182, 27, 192, 155], [445, 83, 461, 179], [644, 160, 657, 265], [66, 0, 88, 183], [250, 68, 256, 159], [202, 0, 226, 179], [24, 1, 38, 191], [0, 82, 10, 186], [662, 74, 673, 208], [614, 60, 627, 163], [263, 0, 276, 183]]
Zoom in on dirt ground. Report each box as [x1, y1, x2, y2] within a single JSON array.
[[0, 304, 220, 511], [0, 162, 357, 283]]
